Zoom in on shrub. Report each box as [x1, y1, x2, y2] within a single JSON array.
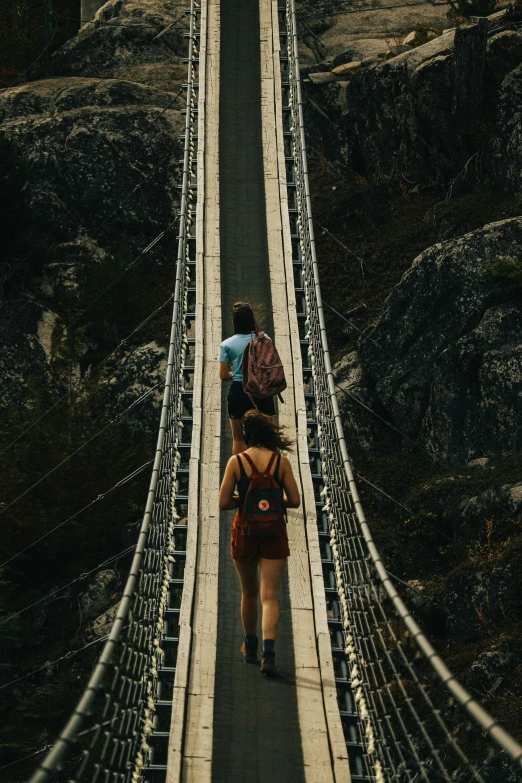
[[447, 0, 497, 19], [484, 255, 522, 304]]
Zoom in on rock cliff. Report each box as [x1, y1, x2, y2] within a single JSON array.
[[0, 1, 187, 768], [352, 217, 522, 464], [299, 6, 522, 194], [0, 0, 186, 422]]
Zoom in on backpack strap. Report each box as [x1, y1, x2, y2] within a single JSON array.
[[241, 452, 258, 474], [236, 454, 248, 480], [242, 451, 277, 476], [275, 453, 281, 485], [266, 452, 278, 474]]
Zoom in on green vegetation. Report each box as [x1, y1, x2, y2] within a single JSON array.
[[447, 0, 497, 19], [411, 24, 441, 47], [484, 254, 522, 304]]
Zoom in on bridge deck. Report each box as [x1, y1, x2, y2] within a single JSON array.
[[213, 0, 305, 780], [167, 1, 350, 781]]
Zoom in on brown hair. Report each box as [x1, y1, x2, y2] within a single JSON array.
[[242, 410, 294, 453], [232, 301, 260, 335]]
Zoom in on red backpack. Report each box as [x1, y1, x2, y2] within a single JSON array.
[[239, 452, 286, 539], [242, 332, 287, 406]]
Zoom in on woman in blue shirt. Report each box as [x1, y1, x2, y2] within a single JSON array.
[[219, 301, 276, 454]]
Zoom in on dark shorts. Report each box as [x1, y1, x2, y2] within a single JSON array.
[[227, 381, 276, 420], [230, 512, 290, 562]]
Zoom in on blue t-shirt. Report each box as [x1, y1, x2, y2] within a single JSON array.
[[218, 333, 271, 382]]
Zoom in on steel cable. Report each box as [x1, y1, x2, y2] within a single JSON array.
[[0, 629, 124, 691], [0, 460, 152, 571], [0, 544, 135, 627], [0, 19, 189, 325], [285, 0, 522, 779], [0, 383, 160, 530], [28, 5, 199, 779], [0, 293, 174, 455]]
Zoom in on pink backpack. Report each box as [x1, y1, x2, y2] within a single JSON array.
[[242, 332, 287, 405]]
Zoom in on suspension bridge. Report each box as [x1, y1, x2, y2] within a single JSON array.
[[24, 0, 522, 781]]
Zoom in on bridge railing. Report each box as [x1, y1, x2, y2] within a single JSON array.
[[28, 4, 200, 782], [285, 1, 522, 781]]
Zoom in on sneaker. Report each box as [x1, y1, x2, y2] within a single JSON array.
[[261, 652, 280, 677], [241, 640, 258, 664]]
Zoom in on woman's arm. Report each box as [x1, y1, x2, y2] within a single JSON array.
[[220, 361, 233, 382], [280, 456, 301, 509], [218, 457, 240, 510]]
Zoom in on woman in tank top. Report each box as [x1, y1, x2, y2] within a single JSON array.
[[218, 301, 276, 454], [219, 410, 300, 676]]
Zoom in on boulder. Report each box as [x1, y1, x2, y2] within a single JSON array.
[[460, 481, 522, 521], [85, 602, 119, 639], [404, 29, 439, 47], [0, 79, 183, 243], [50, 0, 187, 91], [79, 569, 120, 619], [358, 218, 522, 463], [0, 69, 182, 416], [340, 16, 522, 191], [103, 341, 168, 430], [308, 71, 337, 85], [334, 350, 388, 450], [345, 34, 457, 186], [317, 2, 450, 63], [332, 61, 361, 76]]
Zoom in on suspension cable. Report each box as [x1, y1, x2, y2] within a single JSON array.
[[287, 0, 522, 775], [0, 294, 174, 455], [0, 460, 152, 571], [0, 383, 159, 524], [0, 745, 51, 773], [0, 545, 135, 627], [0, 629, 122, 691], [0, 23, 189, 328], [29, 5, 199, 777]]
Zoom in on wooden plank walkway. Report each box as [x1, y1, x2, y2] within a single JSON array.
[[166, 0, 351, 780], [259, 2, 351, 779], [212, 0, 304, 780]]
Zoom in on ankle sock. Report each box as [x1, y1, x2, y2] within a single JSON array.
[[263, 639, 275, 655], [245, 634, 258, 648]]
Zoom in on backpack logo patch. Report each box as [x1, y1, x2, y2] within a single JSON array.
[[258, 499, 269, 511]]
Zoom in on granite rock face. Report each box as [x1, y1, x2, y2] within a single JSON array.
[[104, 341, 167, 430], [79, 569, 120, 619], [356, 218, 522, 463], [51, 0, 188, 91], [0, 1, 184, 425], [307, 14, 522, 192], [486, 61, 522, 193]]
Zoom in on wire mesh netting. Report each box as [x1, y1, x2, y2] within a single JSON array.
[[27, 4, 200, 782], [283, 1, 522, 781]]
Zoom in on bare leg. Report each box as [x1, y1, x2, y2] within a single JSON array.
[[259, 558, 286, 640], [233, 559, 259, 635], [230, 418, 247, 455]]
